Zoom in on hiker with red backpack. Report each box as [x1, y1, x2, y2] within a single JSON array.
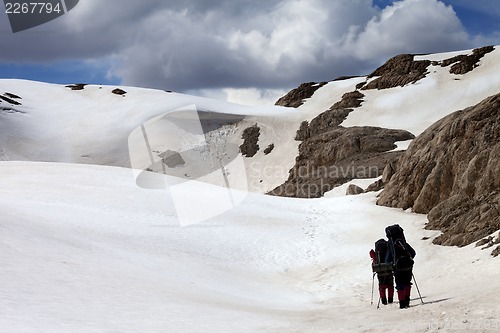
[[370, 239, 394, 305], [385, 224, 416, 309]]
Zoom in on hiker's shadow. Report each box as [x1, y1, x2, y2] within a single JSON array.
[[410, 297, 452, 307]]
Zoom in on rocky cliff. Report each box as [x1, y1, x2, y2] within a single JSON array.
[[267, 46, 499, 254], [269, 89, 414, 198], [377, 93, 500, 255]]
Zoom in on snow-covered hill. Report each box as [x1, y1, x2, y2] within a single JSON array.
[[0, 79, 288, 167], [1, 162, 499, 332], [1, 46, 499, 332], [1, 47, 499, 195]]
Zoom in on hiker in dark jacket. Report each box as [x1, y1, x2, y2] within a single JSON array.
[[369, 239, 394, 305], [386, 240, 416, 309]]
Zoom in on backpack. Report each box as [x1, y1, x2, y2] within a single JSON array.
[[371, 239, 393, 275], [385, 224, 406, 242], [385, 224, 414, 271]]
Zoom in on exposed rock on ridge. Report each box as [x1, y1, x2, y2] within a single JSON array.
[[66, 84, 87, 91], [112, 88, 127, 96], [438, 46, 495, 75], [269, 126, 413, 198], [0, 93, 22, 106], [362, 54, 431, 90], [240, 125, 260, 157], [269, 89, 414, 198], [295, 90, 365, 141], [377, 93, 500, 254], [346, 184, 364, 195], [275, 82, 327, 108], [4, 92, 21, 99]]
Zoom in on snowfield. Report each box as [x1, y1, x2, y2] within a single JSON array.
[[1, 162, 499, 332], [1, 46, 499, 332], [1, 47, 500, 195]]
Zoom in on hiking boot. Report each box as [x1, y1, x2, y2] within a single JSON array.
[[388, 297, 393, 304], [405, 297, 410, 308], [381, 298, 387, 305], [397, 290, 406, 308]]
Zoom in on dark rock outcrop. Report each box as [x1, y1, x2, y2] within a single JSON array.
[[365, 179, 384, 193], [295, 109, 351, 141], [346, 184, 364, 195], [295, 121, 311, 141], [275, 82, 327, 108], [331, 91, 364, 109], [363, 160, 397, 193], [271, 84, 414, 198], [441, 46, 494, 75], [240, 125, 260, 157], [112, 88, 127, 96], [362, 54, 431, 90], [4, 92, 21, 99], [381, 159, 399, 184], [269, 126, 414, 198], [66, 84, 87, 91], [295, 91, 365, 141], [377, 93, 500, 253], [264, 144, 274, 155], [0, 94, 22, 106], [475, 234, 500, 250]]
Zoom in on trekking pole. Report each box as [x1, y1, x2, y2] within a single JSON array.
[[371, 273, 376, 305], [376, 296, 381, 309], [412, 273, 424, 304]]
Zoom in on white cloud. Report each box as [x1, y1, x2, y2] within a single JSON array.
[[190, 88, 287, 106], [222, 88, 288, 106], [346, 0, 469, 61], [0, 0, 482, 102], [110, 0, 376, 90], [109, 0, 471, 91], [472, 32, 500, 48]]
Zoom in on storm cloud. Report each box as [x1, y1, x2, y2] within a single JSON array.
[[0, 0, 497, 97]]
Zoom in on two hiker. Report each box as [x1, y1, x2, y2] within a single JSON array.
[[370, 224, 416, 309]]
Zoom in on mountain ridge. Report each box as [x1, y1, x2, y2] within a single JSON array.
[[267, 45, 499, 254], [0, 45, 499, 254]]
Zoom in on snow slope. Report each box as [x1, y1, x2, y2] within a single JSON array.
[[1, 47, 499, 332], [342, 47, 500, 135], [0, 79, 292, 165], [1, 162, 499, 332], [2, 47, 499, 195], [0, 79, 307, 193]]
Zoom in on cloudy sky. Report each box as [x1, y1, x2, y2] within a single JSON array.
[[0, 0, 499, 105]]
